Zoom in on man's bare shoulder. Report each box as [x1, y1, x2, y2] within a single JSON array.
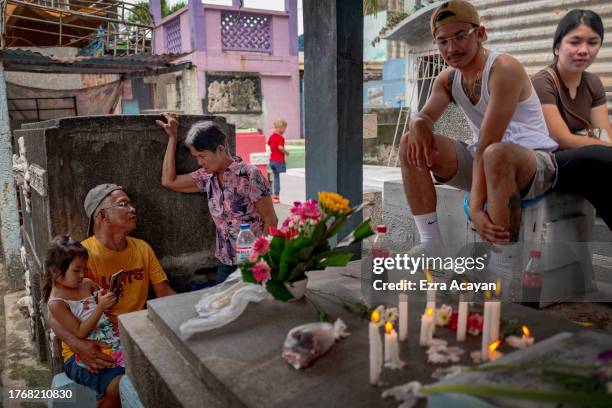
[[435, 67, 454, 91], [490, 54, 526, 77]]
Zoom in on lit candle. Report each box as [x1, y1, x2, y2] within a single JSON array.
[[507, 325, 535, 349], [456, 295, 468, 342], [488, 340, 503, 361], [383, 321, 405, 369], [481, 302, 491, 362], [398, 293, 408, 341], [420, 308, 434, 346], [384, 321, 397, 363], [426, 289, 436, 335], [369, 310, 383, 385]]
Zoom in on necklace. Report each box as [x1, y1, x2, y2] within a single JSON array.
[[462, 49, 488, 104]]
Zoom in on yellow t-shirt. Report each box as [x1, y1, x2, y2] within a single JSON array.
[[61, 236, 168, 361]]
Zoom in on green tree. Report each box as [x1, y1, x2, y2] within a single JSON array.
[[128, 0, 187, 24]]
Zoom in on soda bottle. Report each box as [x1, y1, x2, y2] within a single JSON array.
[[366, 225, 392, 305], [521, 250, 542, 309], [236, 224, 256, 263], [372, 225, 390, 260]]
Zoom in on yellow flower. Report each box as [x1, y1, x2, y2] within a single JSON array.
[[318, 192, 350, 213]]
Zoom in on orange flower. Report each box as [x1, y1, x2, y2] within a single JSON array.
[[318, 192, 350, 213]]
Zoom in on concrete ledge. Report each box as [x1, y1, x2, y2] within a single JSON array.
[[119, 310, 232, 408]]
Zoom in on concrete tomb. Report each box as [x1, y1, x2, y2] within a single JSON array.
[[12, 115, 233, 363]]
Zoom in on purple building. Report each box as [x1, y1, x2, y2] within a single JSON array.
[[149, 0, 301, 138]]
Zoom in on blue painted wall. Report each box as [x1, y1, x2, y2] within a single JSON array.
[[364, 58, 405, 110]]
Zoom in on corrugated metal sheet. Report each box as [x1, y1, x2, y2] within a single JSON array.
[[388, 0, 612, 111], [476, 0, 612, 109], [0, 49, 189, 75]]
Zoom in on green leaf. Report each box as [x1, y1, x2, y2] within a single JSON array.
[[324, 214, 349, 239], [335, 218, 375, 248], [268, 236, 285, 265], [422, 384, 612, 408], [348, 200, 373, 216], [266, 280, 294, 301], [241, 268, 256, 284], [287, 263, 308, 282], [318, 252, 353, 267]]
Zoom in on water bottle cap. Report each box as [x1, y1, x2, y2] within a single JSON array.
[[240, 224, 250, 230], [529, 250, 541, 258], [376, 225, 387, 233]]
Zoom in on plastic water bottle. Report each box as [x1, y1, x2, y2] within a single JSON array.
[[521, 250, 542, 309], [236, 224, 256, 263]]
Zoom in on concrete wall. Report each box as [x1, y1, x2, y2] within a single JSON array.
[[364, 59, 406, 110], [14, 115, 233, 293]]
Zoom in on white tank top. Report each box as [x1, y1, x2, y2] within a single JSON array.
[[452, 51, 558, 155]]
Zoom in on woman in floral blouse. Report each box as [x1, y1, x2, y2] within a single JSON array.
[[158, 113, 278, 283]]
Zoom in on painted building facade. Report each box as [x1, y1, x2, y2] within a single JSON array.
[[150, 0, 301, 138]]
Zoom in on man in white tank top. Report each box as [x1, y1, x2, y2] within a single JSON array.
[[399, 1, 558, 284]]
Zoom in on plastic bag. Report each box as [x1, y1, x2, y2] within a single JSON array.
[[179, 270, 269, 338], [282, 319, 350, 369]]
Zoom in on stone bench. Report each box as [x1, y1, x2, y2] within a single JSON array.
[[382, 180, 596, 303]]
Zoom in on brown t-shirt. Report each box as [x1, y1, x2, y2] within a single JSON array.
[[532, 65, 607, 133]]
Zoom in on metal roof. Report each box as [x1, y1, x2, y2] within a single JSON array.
[[0, 49, 190, 76], [384, 1, 441, 43]]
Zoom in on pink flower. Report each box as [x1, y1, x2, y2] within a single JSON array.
[[467, 313, 483, 336], [253, 236, 270, 254], [252, 261, 271, 283], [302, 200, 322, 220]]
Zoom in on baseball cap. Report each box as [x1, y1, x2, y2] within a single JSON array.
[[430, 0, 480, 35], [84, 183, 123, 236]]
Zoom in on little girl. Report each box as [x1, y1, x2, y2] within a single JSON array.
[[42, 236, 124, 407]]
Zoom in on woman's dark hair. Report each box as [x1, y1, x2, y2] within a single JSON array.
[[41, 235, 88, 303], [553, 10, 604, 58], [185, 121, 228, 152]]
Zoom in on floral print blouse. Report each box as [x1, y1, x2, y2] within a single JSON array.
[[190, 156, 271, 265]]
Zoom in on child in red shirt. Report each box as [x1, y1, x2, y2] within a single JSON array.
[[268, 119, 289, 203]]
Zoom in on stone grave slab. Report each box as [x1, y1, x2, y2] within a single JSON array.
[[121, 263, 586, 407]]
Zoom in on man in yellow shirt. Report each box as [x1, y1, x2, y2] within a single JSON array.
[[48, 183, 176, 371]]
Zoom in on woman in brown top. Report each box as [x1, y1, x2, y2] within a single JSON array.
[[532, 9, 612, 228]]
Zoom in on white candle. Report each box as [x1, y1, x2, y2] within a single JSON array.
[[384, 321, 397, 363], [426, 290, 436, 335], [456, 296, 468, 342], [369, 310, 383, 385], [383, 321, 405, 369], [481, 302, 492, 362], [489, 301, 501, 343], [398, 293, 408, 341], [507, 325, 534, 349], [420, 308, 434, 346]]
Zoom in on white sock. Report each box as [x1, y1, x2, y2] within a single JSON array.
[[487, 244, 518, 297], [414, 212, 448, 256]]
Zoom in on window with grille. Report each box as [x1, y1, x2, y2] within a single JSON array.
[[220, 11, 272, 53], [165, 18, 181, 53], [415, 52, 448, 110]]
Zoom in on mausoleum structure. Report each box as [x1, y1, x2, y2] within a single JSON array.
[[149, 0, 301, 136]]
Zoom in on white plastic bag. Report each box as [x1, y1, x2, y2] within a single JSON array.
[[282, 319, 349, 369], [179, 270, 269, 338]]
